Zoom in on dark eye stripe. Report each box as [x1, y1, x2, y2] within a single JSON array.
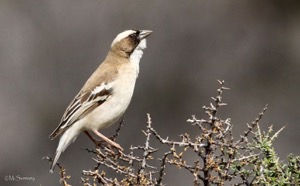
[[129, 30, 140, 38], [129, 33, 137, 38]]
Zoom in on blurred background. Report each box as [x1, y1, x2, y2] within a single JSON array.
[[1, 0, 300, 185]]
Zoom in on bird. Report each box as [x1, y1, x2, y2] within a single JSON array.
[[49, 29, 152, 173]]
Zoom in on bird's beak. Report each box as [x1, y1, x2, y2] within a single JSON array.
[[138, 30, 153, 40]]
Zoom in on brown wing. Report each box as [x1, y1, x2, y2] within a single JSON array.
[[49, 83, 113, 139]]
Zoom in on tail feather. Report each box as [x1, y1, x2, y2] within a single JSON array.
[[49, 127, 80, 173], [50, 150, 62, 173]]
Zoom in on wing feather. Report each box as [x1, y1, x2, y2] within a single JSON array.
[[49, 83, 113, 139]]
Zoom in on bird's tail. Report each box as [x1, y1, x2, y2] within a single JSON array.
[[49, 127, 80, 173]]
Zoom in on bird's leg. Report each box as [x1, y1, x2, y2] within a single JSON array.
[[92, 129, 124, 151], [84, 131, 115, 148], [84, 131, 100, 145], [85, 130, 124, 151]]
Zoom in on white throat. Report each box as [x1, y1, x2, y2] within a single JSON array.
[[129, 39, 147, 76]]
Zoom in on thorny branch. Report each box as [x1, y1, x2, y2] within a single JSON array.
[[46, 80, 296, 185]]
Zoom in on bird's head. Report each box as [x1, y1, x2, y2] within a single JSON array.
[[110, 30, 152, 57]]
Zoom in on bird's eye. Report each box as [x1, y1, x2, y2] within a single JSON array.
[[129, 33, 137, 38]]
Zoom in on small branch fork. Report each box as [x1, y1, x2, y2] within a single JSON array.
[[43, 156, 71, 186], [80, 114, 171, 186]]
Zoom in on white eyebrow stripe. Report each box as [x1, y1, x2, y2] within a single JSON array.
[[111, 30, 136, 46]]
